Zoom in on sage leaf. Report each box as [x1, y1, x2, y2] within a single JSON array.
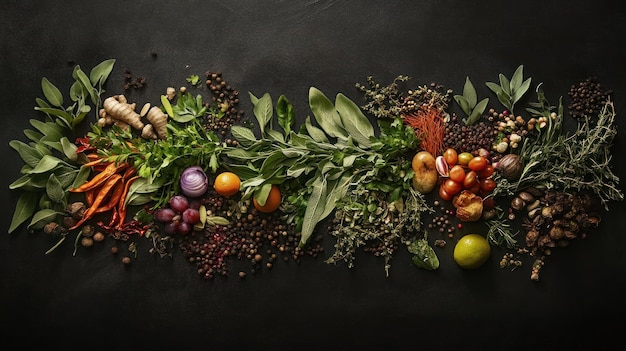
[[29, 119, 64, 141], [454, 95, 470, 116], [276, 95, 294, 135], [46, 174, 65, 203], [513, 78, 532, 104], [41, 77, 63, 107], [8, 191, 39, 233], [89, 58, 115, 86], [252, 92, 273, 135], [254, 183, 273, 206], [206, 216, 230, 226], [300, 175, 328, 246], [73, 66, 98, 105], [509, 65, 524, 91], [27, 208, 61, 231], [304, 116, 329, 143], [23, 129, 44, 143], [499, 73, 511, 96], [9, 140, 44, 168], [72, 165, 91, 188], [462, 77, 477, 107], [335, 93, 374, 148], [266, 129, 285, 143], [309, 87, 347, 139], [230, 126, 258, 148], [485, 82, 502, 96], [28, 154, 65, 174], [53, 166, 79, 189]]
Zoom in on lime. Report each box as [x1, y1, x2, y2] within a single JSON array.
[[453, 233, 491, 269]]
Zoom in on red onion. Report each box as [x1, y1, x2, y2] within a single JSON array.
[[180, 166, 209, 198]]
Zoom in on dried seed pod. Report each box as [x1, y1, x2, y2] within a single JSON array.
[[518, 191, 534, 203], [496, 153, 523, 180]]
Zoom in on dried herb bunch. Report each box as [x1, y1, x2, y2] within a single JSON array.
[[355, 75, 452, 119], [492, 89, 624, 210]]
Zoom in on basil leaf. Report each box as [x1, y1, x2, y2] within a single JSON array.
[[276, 95, 294, 135]]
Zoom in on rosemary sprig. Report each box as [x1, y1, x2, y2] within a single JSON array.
[[493, 89, 623, 210]]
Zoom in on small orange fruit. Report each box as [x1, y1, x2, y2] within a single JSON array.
[[213, 172, 241, 197], [253, 185, 281, 213]]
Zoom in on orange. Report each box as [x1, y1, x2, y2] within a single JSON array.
[[213, 172, 241, 197], [253, 185, 281, 213]]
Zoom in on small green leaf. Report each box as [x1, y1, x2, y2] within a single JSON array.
[[160, 95, 175, 118], [512, 77, 532, 104], [8, 191, 39, 233], [454, 95, 470, 116], [276, 95, 294, 135], [252, 92, 273, 136], [485, 82, 502, 96], [89, 59, 116, 86], [230, 126, 258, 148], [41, 77, 64, 107], [304, 116, 329, 143], [73, 66, 97, 104], [462, 77, 478, 107], [510, 65, 524, 90], [28, 155, 65, 174], [46, 174, 65, 203], [27, 208, 61, 231], [499, 73, 511, 96]]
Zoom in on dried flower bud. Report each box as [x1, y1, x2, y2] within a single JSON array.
[[452, 190, 483, 222]]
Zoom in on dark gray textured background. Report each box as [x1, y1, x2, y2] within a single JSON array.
[[2, 1, 625, 349]]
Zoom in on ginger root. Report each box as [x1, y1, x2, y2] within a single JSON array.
[[145, 106, 168, 139], [102, 95, 144, 131]]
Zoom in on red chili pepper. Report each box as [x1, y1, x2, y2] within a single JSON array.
[[116, 175, 140, 229], [70, 174, 122, 230]]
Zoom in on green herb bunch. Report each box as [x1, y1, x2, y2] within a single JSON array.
[[8, 60, 116, 233], [87, 91, 226, 209], [224, 87, 433, 262]]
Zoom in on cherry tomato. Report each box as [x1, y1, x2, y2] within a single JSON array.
[[478, 164, 495, 178], [439, 183, 453, 201], [443, 148, 458, 167], [443, 178, 463, 196], [467, 182, 481, 194], [480, 178, 497, 193], [457, 152, 473, 166], [463, 170, 479, 189], [468, 156, 488, 171], [449, 165, 466, 183]]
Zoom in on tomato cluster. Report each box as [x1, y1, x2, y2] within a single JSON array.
[[438, 148, 496, 201]]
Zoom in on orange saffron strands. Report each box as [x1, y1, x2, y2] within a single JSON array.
[[402, 107, 446, 156]]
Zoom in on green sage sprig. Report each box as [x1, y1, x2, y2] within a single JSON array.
[[8, 60, 115, 234], [225, 87, 423, 250]]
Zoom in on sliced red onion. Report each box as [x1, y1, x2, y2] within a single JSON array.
[[180, 166, 209, 198]]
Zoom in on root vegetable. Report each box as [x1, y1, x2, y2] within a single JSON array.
[[102, 95, 144, 130], [146, 106, 168, 139], [141, 124, 158, 140]]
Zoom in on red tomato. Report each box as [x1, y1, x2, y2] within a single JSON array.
[[443, 179, 463, 195], [443, 148, 458, 167], [439, 183, 453, 201], [463, 170, 478, 189], [468, 156, 488, 171], [478, 164, 495, 178], [480, 178, 497, 193], [449, 165, 466, 183], [467, 183, 481, 194]]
